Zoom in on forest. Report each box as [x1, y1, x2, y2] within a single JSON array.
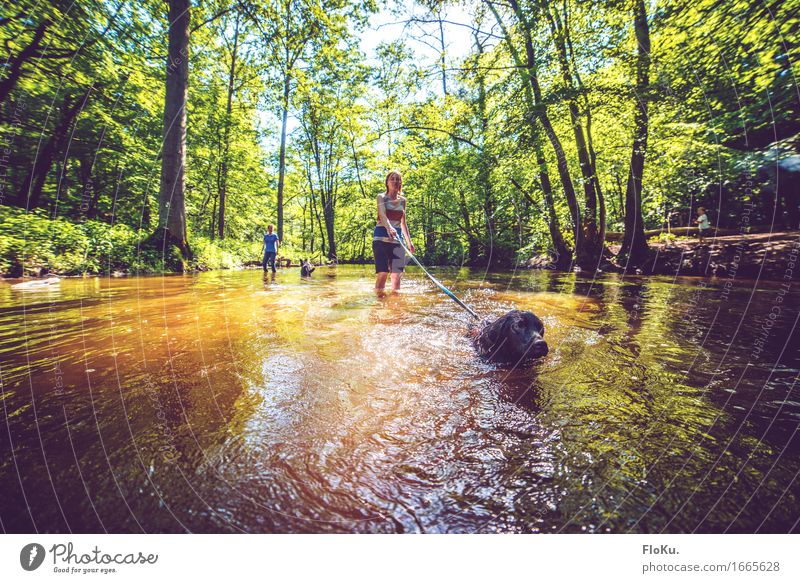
[[1, 0, 798, 274]]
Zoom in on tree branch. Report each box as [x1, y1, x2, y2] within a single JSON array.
[[431, 209, 479, 241], [369, 124, 482, 149]]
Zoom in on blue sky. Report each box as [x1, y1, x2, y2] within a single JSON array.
[[359, 0, 476, 69]]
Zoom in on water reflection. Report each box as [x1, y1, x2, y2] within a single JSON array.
[[0, 267, 798, 533]]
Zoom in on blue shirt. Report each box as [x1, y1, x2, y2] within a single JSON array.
[[263, 233, 279, 253]]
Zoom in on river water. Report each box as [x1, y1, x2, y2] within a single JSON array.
[[1, 266, 798, 533]]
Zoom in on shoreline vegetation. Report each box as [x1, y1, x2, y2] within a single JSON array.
[[3, 208, 797, 282], [2, 1, 799, 288]]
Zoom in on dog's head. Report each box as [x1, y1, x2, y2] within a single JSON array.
[[472, 310, 548, 364]]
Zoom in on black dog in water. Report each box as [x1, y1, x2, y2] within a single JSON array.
[[300, 259, 315, 277], [470, 310, 548, 364]]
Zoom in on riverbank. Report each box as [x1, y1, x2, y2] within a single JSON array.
[[622, 230, 800, 280], [524, 231, 800, 282], [4, 206, 798, 282]]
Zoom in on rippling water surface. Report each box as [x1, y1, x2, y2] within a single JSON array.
[[1, 266, 798, 533]]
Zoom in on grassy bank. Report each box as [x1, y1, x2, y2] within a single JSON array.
[[0, 208, 268, 276]]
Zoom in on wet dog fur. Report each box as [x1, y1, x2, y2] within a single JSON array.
[[469, 310, 548, 364]]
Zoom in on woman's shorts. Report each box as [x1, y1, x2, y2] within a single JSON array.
[[373, 240, 406, 273]]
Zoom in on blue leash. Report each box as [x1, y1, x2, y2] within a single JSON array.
[[394, 237, 479, 320]]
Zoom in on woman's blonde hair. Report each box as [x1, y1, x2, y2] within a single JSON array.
[[385, 170, 403, 192]]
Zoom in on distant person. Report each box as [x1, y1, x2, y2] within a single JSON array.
[[373, 169, 413, 291], [261, 224, 280, 273], [694, 207, 710, 243]]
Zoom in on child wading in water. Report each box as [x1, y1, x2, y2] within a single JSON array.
[[695, 207, 710, 243]]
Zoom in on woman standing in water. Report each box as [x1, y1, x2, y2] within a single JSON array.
[[373, 170, 414, 291]]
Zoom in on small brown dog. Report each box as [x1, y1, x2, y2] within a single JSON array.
[[300, 259, 315, 277], [470, 310, 548, 364]]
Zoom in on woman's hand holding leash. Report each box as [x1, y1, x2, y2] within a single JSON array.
[[389, 229, 413, 253], [394, 237, 477, 320]]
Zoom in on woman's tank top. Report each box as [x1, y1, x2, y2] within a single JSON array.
[[374, 194, 405, 242]]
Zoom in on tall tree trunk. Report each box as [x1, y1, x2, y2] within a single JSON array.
[[424, 191, 436, 262], [437, 9, 447, 96], [0, 20, 48, 104], [526, 129, 571, 267], [218, 10, 240, 240], [322, 190, 336, 261], [84, 126, 108, 218], [301, 199, 307, 252], [277, 67, 290, 241], [456, 189, 480, 263], [350, 136, 368, 198], [306, 164, 325, 257], [80, 156, 96, 217], [17, 87, 92, 209], [564, 3, 606, 245], [588, 113, 607, 246], [157, 0, 191, 259], [275, 0, 296, 242], [619, 0, 651, 266], [523, 61, 579, 243], [211, 161, 221, 239], [513, 0, 581, 263], [545, 3, 601, 266], [210, 191, 217, 238], [476, 33, 494, 265], [487, 0, 574, 266], [315, 201, 326, 258]]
